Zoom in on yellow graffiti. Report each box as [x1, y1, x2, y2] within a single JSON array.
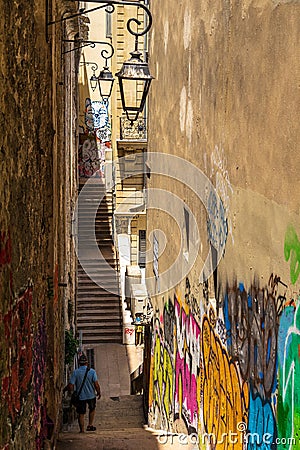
[[202, 317, 248, 450], [149, 331, 175, 427], [163, 348, 173, 420]]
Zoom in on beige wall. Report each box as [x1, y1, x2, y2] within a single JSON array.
[[146, 0, 300, 445]]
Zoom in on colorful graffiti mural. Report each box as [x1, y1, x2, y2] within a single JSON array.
[[34, 306, 49, 449], [78, 132, 102, 178], [0, 231, 50, 448], [278, 301, 300, 450], [201, 315, 248, 450], [149, 293, 202, 434], [79, 98, 111, 178], [174, 296, 201, 434], [2, 284, 34, 427], [148, 275, 300, 449]]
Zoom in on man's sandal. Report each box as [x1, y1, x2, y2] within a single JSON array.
[[87, 426, 96, 431]]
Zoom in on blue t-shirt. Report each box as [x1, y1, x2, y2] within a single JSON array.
[[70, 366, 98, 400]]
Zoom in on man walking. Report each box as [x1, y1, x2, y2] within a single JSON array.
[[64, 353, 101, 433]]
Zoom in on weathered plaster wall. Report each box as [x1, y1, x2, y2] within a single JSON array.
[[147, 0, 300, 447], [0, 0, 79, 448]]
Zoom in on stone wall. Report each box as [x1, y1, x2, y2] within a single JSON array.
[[146, 1, 300, 448], [0, 0, 79, 448]]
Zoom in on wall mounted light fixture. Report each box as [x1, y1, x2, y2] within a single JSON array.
[[79, 61, 99, 91], [80, 45, 115, 102], [48, 0, 154, 122]]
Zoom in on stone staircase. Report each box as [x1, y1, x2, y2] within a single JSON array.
[[76, 178, 122, 345]]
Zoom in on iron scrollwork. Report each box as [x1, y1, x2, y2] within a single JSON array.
[[48, 1, 152, 42]]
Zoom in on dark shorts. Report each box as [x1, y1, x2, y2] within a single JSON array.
[[76, 397, 96, 415]]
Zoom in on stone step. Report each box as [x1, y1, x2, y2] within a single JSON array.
[[77, 262, 117, 269], [77, 294, 120, 300], [77, 293, 120, 299], [81, 335, 122, 344], [78, 185, 111, 191], [77, 303, 120, 309], [77, 233, 113, 239], [77, 311, 121, 318], [79, 224, 113, 230], [77, 282, 119, 289], [77, 269, 117, 276], [77, 265, 118, 271], [78, 240, 114, 246], [79, 223, 113, 229], [78, 219, 112, 224], [78, 328, 123, 336], [77, 280, 118, 286], [77, 302, 120, 308], [77, 241, 114, 246], [77, 315, 121, 322], [77, 270, 118, 276], [77, 312, 121, 318], [78, 210, 113, 215], [78, 204, 113, 209], [77, 275, 118, 282], [77, 289, 120, 296], [76, 186, 121, 345], [77, 319, 122, 327], [78, 211, 113, 217], [77, 295, 120, 301]]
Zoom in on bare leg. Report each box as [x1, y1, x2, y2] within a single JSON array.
[[78, 414, 85, 432], [88, 409, 95, 427]]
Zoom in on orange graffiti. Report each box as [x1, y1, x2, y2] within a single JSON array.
[[202, 316, 248, 450]]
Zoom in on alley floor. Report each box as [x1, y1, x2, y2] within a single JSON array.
[[56, 344, 197, 450]]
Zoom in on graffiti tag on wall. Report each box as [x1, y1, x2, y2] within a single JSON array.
[[284, 225, 300, 284], [0, 231, 50, 448], [79, 98, 111, 178]]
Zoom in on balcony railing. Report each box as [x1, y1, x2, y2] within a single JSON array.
[[120, 117, 147, 140]]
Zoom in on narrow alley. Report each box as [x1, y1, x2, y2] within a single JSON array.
[[57, 344, 197, 450]]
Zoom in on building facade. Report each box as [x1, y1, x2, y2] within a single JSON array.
[[146, 0, 300, 448]]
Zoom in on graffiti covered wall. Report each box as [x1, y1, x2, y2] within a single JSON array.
[[147, 0, 300, 448], [0, 233, 51, 449], [78, 98, 111, 178], [148, 271, 300, 448]]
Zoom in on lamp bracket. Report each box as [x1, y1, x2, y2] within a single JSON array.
[[79, 61, 99, 72], [63, 40, 114, 56], [48, 1, 152, 40]]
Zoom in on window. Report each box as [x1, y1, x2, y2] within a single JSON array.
[[106, 10, 112, 38], [138, 230, 146, 268], [183, 206, 190, 261]]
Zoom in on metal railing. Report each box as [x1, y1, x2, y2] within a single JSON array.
[[120, 117, 147, 140]]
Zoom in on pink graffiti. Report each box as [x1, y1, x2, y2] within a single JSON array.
[[174, 297, 201, 432]]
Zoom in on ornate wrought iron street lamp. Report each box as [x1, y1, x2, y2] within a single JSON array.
[[97, 47, 115, 103], [115, 48, 153, 123], [79, 62, 99, 91], [48, 0, 154, 121], [79, 50, 114, 102]]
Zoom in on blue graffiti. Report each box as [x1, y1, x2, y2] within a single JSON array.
[[247, 387, 277, 450], [278, 306, 295, 367], [207, 189, 228, 251], [224, 283, 278, 397]]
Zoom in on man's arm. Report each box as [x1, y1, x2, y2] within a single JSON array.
[[94, 380, 101, 400], [63, 383, 74, 394]]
